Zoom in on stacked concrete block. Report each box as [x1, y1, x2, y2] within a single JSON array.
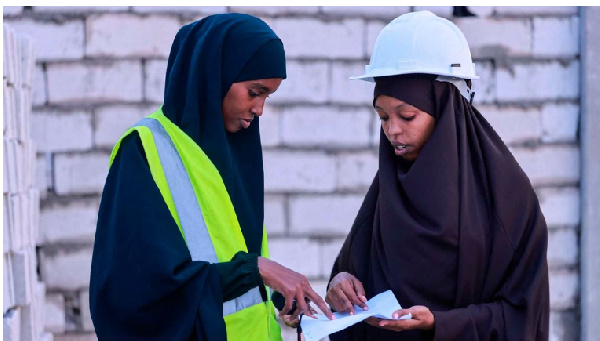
[[3, 24, 51, 341], [2, 6, 588, 341]]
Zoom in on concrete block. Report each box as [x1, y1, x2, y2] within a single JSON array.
[[337, 151, 378, 190], [454, 17, 531, 58], [548, 228, 578, 267], [549, 310, 579, 341], [268, 238, 320, 278], [40, 247, 93, 291], [3, 307, 21, 341], [33, 65, 46, 106], [331, 62, 375, 105], [4, 86, 16, 139], [280, 106, 372, 148], [79, 290, 93, 332], [94, 105, 153, 148], [321, 6, 410, 18], [3, 196, 10, 251], [495, 6, 578, 16], [414, 6, 453, 18], [39, 332, 54, 341], [479, 105, 542, 145], [268, 61, 329, 104], [31, 110, 93, 152], [497, 61, 580, 101], [319, 238, 345, 278], [538, 187, 580, 227], [46, 61, 143, 103], [4, 254, 14, 313], [272, 18, 363, 59], [4, 24, 17, 86], [53, 152, 110, 195], [36, 154, 49, 198], [265, 195, 286, 236], [18, 35, 34, 88], [3, 19, 85, 61], [263, 151, 336, 193], [7, 193, 24, 251], [259, 104, 281, 147], [11, 248, 34, 306], [14, 88, 32, 142], [289, 195, 365, 236], [230, 6, 318, 15], [471, 60, 496, 104], [86, 14, 181, 58], [132, 6, 226, 14], [34, 6, 127, 13], [3, 6, 23, 15], [549, 270, 578, 310], [144, 59, 167, 103], [541, 104, 579, 143], [533, 17, 579, 56], [511, 145, 579, 186], [466, 6, 495, 17], [40, 200, 99, 244]]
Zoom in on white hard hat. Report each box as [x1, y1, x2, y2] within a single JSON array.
[[351, 10, 478, 82]]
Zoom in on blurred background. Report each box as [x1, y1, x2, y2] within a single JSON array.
[[3, 5, 599, 341]]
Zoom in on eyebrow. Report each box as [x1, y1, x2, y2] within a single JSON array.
[[250, 83, 272, 93]]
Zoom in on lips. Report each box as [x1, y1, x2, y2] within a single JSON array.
[[241, 118, 253, 129], [391, 142, 408, 155]]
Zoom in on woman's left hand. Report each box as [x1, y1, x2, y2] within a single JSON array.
[[364, 305, 434, 332]]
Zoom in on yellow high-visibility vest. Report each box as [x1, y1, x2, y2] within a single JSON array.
[[110, 107, 281, 341]]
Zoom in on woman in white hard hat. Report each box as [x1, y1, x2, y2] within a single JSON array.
[[325, 10, 550, 341]]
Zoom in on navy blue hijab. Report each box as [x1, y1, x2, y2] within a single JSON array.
[[162, 13, 286, 254], [90, 14, 286, 340]]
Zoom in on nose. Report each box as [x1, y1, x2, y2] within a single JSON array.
[[386, 116, 403, 136], [251, 98, 266, 117]]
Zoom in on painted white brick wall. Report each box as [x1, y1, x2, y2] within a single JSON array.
[[497, 61, 580, 101], [541, 104, 579, 143], [495, 6, 578, 16], [46, 61, 143, 103], [39, 200, 99, 244], [337, 151, 378, 190], [331, 62, 375, 105], [511, 146, 579, 186], [269, 238, 320, 278], [289, 195, 365, 235], [259, 104, 281, 147], [3, 19, 84, 61], [538, 187, 580, 227], [263, 151, 336, 193], [280, 106, 372, 147], [144, 59, 168, 103], [533, 17, 579, 56], [549, 271, 578, 309], [53, 152, 109, 195], [269, 61, 329, 104], [273, 18, 364, 59], [40, 247, 93, 291], [455, 17, 532, 57], [265, 195, 286, 235], [44, 293, 65, 334], [94, 105, 153, 148], [31, 110, 92, 152], [321, 6, 410, 18], [547, 228, 578, 267], [480, 105, 542, 145], [86, 14, 181, 58]]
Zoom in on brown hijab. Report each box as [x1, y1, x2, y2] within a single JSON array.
[[330, 75, 549, 341]]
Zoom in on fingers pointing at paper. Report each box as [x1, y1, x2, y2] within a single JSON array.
[[326, 272, 369, 315]]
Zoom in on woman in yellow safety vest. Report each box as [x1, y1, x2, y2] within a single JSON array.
[[89, 13, 333, 341]]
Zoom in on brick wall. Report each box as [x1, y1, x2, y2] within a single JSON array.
[[2, 6, 584, 341], [3, 23, 51, 341]]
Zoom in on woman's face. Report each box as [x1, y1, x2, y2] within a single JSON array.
[[222, 78, 283, 133], [374, 95, 436, 161]]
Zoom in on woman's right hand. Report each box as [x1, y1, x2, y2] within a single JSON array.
[[257, 257, 334, 321], [326, 272, 368, 315]]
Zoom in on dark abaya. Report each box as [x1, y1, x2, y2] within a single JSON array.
[[329, 76, 549, 341], [89, 13, 286, 340]]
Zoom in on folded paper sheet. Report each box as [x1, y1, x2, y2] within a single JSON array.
[[300, 290, 411, 341]]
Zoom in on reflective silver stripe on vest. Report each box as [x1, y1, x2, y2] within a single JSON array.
[[136, 118, 264, 316]]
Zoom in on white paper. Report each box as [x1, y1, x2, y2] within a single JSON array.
[[300, 290, 411, 341]]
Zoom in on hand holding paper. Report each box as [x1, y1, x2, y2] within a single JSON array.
[[300, 290, 411, 341]]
